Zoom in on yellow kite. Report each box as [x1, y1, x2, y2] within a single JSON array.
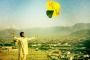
[[46, 1, 60, 18]]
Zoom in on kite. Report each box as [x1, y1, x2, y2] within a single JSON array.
[[46, 1, 60, 18]]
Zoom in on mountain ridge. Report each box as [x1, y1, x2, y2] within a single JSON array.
[[0, 23, 90, 36]]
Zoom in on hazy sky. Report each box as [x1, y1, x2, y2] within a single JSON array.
[[0, 0, 90, 29]]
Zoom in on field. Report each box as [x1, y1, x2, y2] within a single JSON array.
[[0, 48, 49, 60]]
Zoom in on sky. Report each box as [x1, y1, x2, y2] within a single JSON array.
[[0, 0, 90, 29]]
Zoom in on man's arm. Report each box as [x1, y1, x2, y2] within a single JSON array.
[[27, 35, 38, 41], [11, 33, 20, 40]]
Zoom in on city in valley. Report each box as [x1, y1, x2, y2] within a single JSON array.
[[0, 34, 90, 60]]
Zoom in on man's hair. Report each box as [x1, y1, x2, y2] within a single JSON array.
[[20, 32, 24, 37]]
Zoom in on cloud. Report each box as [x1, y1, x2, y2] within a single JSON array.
[[0, 25, 19, 31]]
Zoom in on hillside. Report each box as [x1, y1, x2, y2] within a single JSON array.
[[0, 23, 90, 36], [70, 29, 90, 36], [0, 23, 90, 43], [72, 23, 90, 31]]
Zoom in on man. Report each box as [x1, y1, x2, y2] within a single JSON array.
[[11, 32, 38, 60]]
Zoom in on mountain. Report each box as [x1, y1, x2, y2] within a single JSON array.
[[0, 23, 90, 36], [69, 23, 90, 36], [70, 29, 90, 36], [0, 23, 90, 43], [23, 26, 72, 36], [72, 23, 90, 31]]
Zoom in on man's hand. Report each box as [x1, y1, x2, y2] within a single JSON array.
[[11, 33, 15, 37]]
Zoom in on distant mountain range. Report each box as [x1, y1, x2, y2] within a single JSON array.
[[0, 23, 90, 43], [0, 23, 90, 38]]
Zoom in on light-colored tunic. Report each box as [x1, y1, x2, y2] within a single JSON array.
[[14, 37, 36, 60]]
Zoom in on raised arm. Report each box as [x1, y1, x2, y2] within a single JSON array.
[[27, 35, 38, 41], [11, 33, 20, 41]]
